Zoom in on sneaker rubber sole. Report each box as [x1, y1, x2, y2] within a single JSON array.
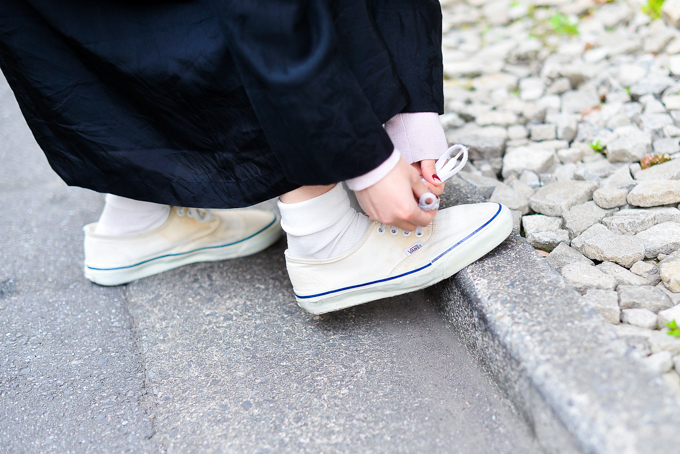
[[84, 214, 282, 286], [295, 204, 512, 315]]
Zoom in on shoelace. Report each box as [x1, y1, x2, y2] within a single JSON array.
[[418, 144, 469, 212], [377, 223, 424, 237], [176, 207, 215, 223]]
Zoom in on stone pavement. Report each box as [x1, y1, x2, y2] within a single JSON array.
[[0, 77, 539, 452]]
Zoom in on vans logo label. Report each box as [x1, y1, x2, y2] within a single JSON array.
[[405, 242, 424, 256]]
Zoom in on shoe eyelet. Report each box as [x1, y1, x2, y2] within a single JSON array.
[[389, 227, 398, 235], [403, 230, 411, 236], [415, 226, 424, 237], [377, 225, 386, 234]]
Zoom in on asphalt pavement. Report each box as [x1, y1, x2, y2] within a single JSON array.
[[0, 75, 539, 453]]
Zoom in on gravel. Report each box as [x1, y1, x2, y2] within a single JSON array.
[[439, 0, 680, 398]]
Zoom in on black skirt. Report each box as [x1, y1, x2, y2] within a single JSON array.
[[0, 0, 443, 208]]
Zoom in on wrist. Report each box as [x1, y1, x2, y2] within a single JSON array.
[[345, 149, 401, 191], [384, 112, 448, 164]]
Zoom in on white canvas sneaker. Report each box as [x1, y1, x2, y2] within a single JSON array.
[[286, 202, 512, 314], [84, 207, 282, 286]]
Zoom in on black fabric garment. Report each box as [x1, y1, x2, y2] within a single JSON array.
[[0, 0, 443, 208]]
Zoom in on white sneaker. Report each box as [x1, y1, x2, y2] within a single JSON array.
[[84, 207, 282, 286], [285, 202, 512, 314]]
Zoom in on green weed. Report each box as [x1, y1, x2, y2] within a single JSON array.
[[549, 13, 579, 36], [642, 0, 665, 20], [590, 140, 605, 153], [666, 319, 680, 337]]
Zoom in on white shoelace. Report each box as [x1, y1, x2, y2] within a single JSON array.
[[176, 207, 215, 223], [418, 144, 469, 211]]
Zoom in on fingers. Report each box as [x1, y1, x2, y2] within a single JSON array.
[[418, 160, 446, 196]]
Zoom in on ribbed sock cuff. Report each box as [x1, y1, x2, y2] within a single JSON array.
[[277, 184, 349, 237]]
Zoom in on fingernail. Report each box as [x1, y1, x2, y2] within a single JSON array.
[[432, 174, 441, 182]]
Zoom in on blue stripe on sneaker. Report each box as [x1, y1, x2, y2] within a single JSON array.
[[295, 204, 502, 299], [86, 215, 278, 271]]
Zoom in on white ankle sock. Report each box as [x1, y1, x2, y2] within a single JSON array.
[[278, 184, 370, 259], [95, 194, 171, 236]]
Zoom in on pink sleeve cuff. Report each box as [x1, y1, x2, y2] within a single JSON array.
[[384, 112, 448, 164], [345, 149, 401, 191]]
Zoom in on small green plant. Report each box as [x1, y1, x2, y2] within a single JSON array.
[[548, 13, 579, 36], [590, 140, 605, 153], [642, 0, 665, 20], [666, 319, 680, 337]]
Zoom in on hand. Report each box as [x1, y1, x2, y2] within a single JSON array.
[[355, 158, 437, 231], [411, 159, 445, 197]]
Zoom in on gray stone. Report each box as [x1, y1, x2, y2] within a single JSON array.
[[446, 132, 506, 161], [641, 351, 674, 374], [527, 230, 570, 252], [664, 124, 680, 138], [644, 99, 668, 115], [470, 73, 517, 94], [545, 77, 571, 95], [641, 114, 675, 139], [637, 222, 680, 258], [457, 172, 505, 199], [476, 110, 520, 127], [529, 180, 599, 217], [507, 125, 528, 140], [582, 233, 646, 268], [634, 158, 680, 181], [658, 304, 680, 329], [596, 261, 649, 287], [600, 165, 636, 190], [630, 76, 675, 99], [490, 184, 531, 214], [576, 160, 623, 180], [648, 330, 680, 354], [606, 126, 652, 162], [561, 262, 618, 294], [603, 208, 680, 235], [522, 214, 562, 235], [622, 309, 659, 330], [657, 281, 680, 306], [562, 88, 601, 114], [562, 201, 613, 238], [571, 223, 612, 253], [529, 124, 556, 141], [554, 163, 577, 181], [660, 257, 680, 293], [502, 147, 556, 180], [582, 289, 620, 324], [654, 138, 680, 155], [662, 372, 680, 396], [602, 211, 656, 236], [618, 285, 674, 313], [627, 180, 680, 207], [558, 146, 587, 165], [544, 113, 579, 142], [546, 242, 594, 272], [519, 169, 541, 189], [526, 139, 570, 152], [630, 261, 661, 286], [616, 64, 647, 88], [663, 0, 680, 27], [593, 187, 629, 209], [519, 77, 544, 101], [607, 113, 632, 130], [662, 92, 680, 111]]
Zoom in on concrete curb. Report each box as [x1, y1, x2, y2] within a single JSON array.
[[431, 177, 680, 454]]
